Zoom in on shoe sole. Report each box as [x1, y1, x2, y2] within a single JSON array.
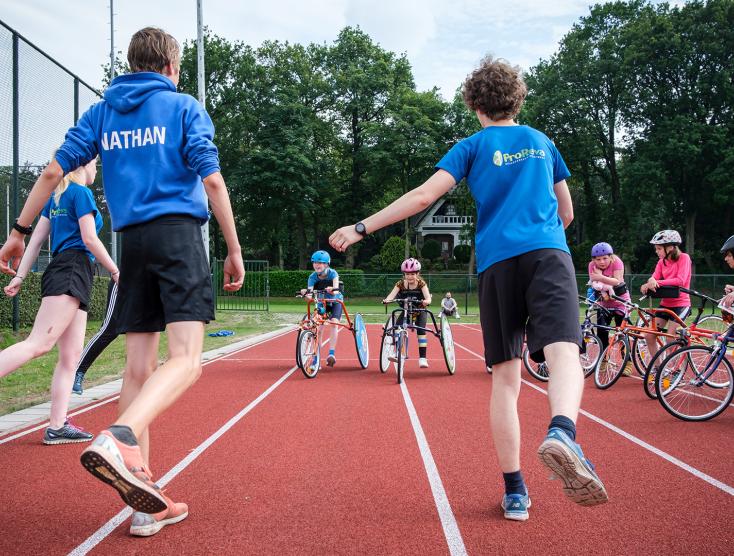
[[537, 439, 608, 506], [80, 435, 168, 514], [43, 436, 93, 445], [129, 510, 189, 537], [501, 498, 531, 521]]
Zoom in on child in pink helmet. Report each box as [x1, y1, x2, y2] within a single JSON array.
[[383, 258, 432, 367]]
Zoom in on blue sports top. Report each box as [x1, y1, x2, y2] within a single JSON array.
[[436, 125, 571, 273], [308, 268, 343, 300], [41, 183, 103, 261]]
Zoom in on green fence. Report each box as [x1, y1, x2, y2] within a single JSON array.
[[213, 259, 269, 311]]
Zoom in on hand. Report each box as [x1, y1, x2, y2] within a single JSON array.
[[4, 276, 23, 297], [640, 284, 648, 294], [223, 251, 245, 292], [382, 299, 392, 304], [329, 225, 363, 253], [326, 286, 333, 293], [725, 284, 734, 294], [590, 272, 604, 282], [0, 233, 26, 276], [300, 288, 307, 296], [421, 300, 430, 307], [646, 277, 658, 291], [723, 292, 734, 308]]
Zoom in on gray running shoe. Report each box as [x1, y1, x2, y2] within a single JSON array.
[[43, 421, 93, 445]]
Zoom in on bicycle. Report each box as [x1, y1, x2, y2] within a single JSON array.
[[295, 287, 369, 378], [379, 297, 455, 384], [653, 305, 734, 421], [641, 286, 724, 399]]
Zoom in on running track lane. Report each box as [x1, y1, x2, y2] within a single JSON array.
[[404, 323, 732, 555], [0, 327, 452, 555]]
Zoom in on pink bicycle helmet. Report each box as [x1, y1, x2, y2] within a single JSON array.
[[401, 258, 422, 272]]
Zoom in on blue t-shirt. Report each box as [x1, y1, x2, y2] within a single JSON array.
[[436, 125, 571, 273], [307, 268, 343, 300], [41, 183, 103, 261]]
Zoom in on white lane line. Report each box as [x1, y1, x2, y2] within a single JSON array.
[[68, 365, 298, 556], [68, 334, 332, 555], [400, 381, 467, 556], [1, 327, 295, 444], [454, 340, 734, 497]]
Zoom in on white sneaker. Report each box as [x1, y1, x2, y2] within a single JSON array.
[[419, 358, 429, 368]]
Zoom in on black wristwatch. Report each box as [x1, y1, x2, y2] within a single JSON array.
[[354, 222, 367, 237], [12, 220, 33, 235]]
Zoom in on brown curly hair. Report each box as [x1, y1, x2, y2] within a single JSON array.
[[462, 57, 527, 120]]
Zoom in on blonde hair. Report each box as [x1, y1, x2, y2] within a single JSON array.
[[54, 165, 87, 204]]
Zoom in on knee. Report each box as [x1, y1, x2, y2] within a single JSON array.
[[125, 358, 157, 385], [28, 337, 55, 358]]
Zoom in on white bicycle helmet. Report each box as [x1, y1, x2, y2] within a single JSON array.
[[650, 230, 682, 245]]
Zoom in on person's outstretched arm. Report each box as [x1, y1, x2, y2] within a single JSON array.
[[330, 170, 457, 252], [0, 161, 63, 275], [3, 217, 51, 297]]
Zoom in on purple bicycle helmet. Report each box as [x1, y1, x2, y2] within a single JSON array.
[[591, 242, 614, 257]]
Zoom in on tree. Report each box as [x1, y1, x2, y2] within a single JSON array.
[[421, 239, 441, 261], [380, 236, 416, 271]]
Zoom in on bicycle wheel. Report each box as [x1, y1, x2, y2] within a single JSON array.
[[522, 347, 549, 382], [396, 331, 408, 384], [655, 345, 734, 421], [580, 333, 602, 378], [297, 329, 319, 379], [595, 334, 629, 389], [379, 326, 395, 373], [353, 313, 369, 369], [632, 336, 659, 376], [698, 315, 727, 347], [440, 315, 456, 375], [641, 340, 686, 399]]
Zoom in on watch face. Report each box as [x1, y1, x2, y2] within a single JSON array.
[[355, 223, 366, 235]]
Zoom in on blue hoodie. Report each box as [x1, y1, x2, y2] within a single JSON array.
[[55, 72, 219, 231]]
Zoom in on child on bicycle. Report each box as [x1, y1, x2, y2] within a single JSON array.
[[382, 258, 432, 368], [301, 250, 342, 368], [640, 230, 692, 350], [588, 242, 629, 350]]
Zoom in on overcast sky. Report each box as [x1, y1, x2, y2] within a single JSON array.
[[0, 0, 672, 99]]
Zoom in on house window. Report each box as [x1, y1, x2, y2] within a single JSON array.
[[442, 241, 449, 252], [445, 204, 456, 216]]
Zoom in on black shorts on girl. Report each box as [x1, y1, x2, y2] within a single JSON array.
[[41, 249, 94, 311], [116, 214, 215, 333], [654, 306, 691, 322], [478, 248, 582, 366]]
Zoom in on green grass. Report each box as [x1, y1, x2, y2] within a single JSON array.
[[0, 311, 294, 415]]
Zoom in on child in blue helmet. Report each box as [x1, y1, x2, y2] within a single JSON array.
[[301, 250, 343, 369]]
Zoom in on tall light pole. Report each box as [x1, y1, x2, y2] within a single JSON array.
[[109, 0, 118, 264], [197, 0, 210, 261]]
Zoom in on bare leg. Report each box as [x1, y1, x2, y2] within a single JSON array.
[[48, 308, 87, 428], [118, 332, 160, 464], [545, 341, 583, 422], [490, 358, 522, 472], [115, 322, 204, 439], [328, 319, 339, 352], [0, 295, 79, 378]]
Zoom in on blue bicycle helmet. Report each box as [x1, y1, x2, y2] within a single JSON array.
[[311, 250, 331, 264], [591, 242, 613, 257]]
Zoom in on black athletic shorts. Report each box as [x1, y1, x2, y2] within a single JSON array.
[[478, 248, 582, 366], [117, 214, 214, 333], [654, 306, 691, 322], [41, 249, 94, 311]]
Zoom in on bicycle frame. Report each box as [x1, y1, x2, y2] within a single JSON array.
[[299, 290, 355, 333]]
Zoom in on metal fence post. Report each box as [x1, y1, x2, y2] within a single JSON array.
[[11, 32, 19, 331], [465, 274, 469, 315]]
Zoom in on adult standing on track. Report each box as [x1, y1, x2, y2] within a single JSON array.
[[0, 159, 118, 444], [0, 27, 245, 537], [71, 278, 120, 395], [330, 56, 607, 521]]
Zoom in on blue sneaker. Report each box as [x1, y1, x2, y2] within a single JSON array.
[[501, 492, 531, 521], [326, 354, 336, 367], [72, 371, 84, 395], [537, 428, 608, 506]]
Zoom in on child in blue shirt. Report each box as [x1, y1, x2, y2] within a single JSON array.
[[301, 250, 342, 369], [1, 158, 118, 444], [330, 56, 606, 520]]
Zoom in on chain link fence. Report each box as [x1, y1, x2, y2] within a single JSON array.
[[0, 20, 108, 329]]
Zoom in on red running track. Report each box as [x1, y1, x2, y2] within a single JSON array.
[[0, 323, 732, 555]]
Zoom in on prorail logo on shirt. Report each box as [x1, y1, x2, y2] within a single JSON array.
[[101, 126, 166, 151], [492, 148, 546, 166], [49, 207, 68, 218]]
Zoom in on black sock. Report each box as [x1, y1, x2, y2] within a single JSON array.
[[502, 470, 527, 496], [549, 415, 576, 442], [108, 425, 138, 446]]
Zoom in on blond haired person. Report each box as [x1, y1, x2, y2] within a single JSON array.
[[1, 158, 118, 443]]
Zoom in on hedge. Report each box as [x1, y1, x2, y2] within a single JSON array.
[[230, 270, 367, 297], [0, 272, 110, 327]]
